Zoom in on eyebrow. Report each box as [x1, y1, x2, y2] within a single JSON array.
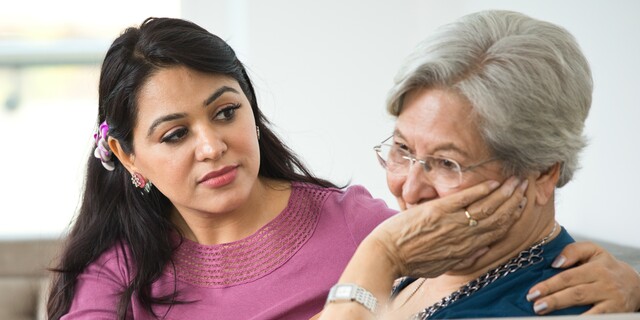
[[147, 113, 187, 137], [393, 129, 471, 158], [146, 86, 241, 137], [204, 86, 240, 106]]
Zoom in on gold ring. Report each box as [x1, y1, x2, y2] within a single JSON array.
[[465, 210, 478, 227]]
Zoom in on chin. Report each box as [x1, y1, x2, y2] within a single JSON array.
[[198, 188, 251, 213]]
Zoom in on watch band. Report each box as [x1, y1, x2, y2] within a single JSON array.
[[326, 283, 378, 313]]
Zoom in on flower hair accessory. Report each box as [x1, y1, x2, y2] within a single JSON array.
[[93, 121, 115, 171]]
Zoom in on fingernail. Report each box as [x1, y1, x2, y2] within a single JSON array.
[[503, 177, 521, 196], [552, 255, 566, 268], [533, 301, 548, 313], [488, 180, 500, 189], [518, 197, 528, 210], [526, 290, 540, 301], [519, 179, 529, 192]]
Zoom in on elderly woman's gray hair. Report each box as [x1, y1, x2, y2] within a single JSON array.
[[387, 10, 592, 187]]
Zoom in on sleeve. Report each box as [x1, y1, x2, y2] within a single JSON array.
[[61, 244, 132, 320], [336, 185, 398, 245]]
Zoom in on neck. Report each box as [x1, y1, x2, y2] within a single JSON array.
[[172, 178, 291, 245]]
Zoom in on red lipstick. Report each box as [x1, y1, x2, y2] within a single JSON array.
[[198, 166, 238, 188]]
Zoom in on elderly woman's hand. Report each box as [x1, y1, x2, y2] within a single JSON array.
[[319, 177, 528, 320], [370, 176, 528, 279], [526, 241, 640, 314]]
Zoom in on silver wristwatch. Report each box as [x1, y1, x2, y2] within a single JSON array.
[[326, 283, 377, 313]]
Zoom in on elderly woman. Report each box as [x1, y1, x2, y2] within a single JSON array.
[[320, 10, 640, 319]]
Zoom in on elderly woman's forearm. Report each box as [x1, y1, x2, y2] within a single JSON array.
[[319, 236, 399, 319]]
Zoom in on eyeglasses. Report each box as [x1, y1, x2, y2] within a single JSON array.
[[373, 136, 496, 189]]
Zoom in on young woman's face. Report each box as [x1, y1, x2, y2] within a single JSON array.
[[129, 66, 261, 215]]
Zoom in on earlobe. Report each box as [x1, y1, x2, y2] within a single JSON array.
[[107, 137, 136, 173], [534, 162, 562, 206]]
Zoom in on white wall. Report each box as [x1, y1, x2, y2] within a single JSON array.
[[0, 2, 180, 240], [182, 0, 640, 247], [2, 1, 636, 248]]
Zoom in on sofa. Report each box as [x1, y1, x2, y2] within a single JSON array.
[[0, 238, 60, 320], [0, 237, 638, 320]]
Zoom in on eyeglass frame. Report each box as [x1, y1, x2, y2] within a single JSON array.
[[373, 135, 497, 189]]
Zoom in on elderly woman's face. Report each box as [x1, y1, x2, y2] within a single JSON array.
[[388, 87, 504, 210]]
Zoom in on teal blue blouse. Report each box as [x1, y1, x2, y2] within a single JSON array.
[[393, 227, 590, 318]]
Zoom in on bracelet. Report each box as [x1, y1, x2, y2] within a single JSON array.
[[326, 283, 378, 313]]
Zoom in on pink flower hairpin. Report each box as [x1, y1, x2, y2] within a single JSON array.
[[93, 121, 115, 171]]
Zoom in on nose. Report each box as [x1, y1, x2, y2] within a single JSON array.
[[194, 128, 226, 162], [401, 161, 438, 207]]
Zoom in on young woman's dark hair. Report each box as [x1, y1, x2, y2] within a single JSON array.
[[47, 17, 336, 320]]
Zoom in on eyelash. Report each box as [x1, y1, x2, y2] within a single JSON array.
[[397, 143, 409, 151], [159, 103, 242, 144], [213, 103, 241, 121], [393, 141, 459, 163], [160, 127, 187, 144], [393, 140, 410, 152]]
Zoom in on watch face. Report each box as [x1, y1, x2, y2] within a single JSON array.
[[335, 285, 354, 298]]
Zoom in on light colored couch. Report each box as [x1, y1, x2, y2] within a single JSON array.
[[0, 239, 60, 320], [0, 237, 638, 320]]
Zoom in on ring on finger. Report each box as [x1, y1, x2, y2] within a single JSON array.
[[465, 210, 478, 227]]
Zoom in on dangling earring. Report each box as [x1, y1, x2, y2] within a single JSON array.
[[131, 172, 152, 194], [256, 125, 260, 140]]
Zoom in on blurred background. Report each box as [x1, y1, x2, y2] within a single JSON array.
[[1, 0, 638, 248]]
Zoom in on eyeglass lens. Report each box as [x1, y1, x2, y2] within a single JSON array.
[[376, 144, 463, 188]]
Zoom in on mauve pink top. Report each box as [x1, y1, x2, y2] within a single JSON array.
[[62, 183, 396, 319]]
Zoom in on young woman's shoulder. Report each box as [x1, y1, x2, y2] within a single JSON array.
[[84, 240, 133, 285], [63, 240, 133, 318], [296, 182, 398, 243]]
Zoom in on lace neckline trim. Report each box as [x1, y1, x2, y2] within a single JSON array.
[[169, 183, 331, 288]]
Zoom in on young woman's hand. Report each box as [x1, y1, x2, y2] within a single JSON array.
[[527, 241, 640, 314]]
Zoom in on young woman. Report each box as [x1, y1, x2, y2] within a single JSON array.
[[48, 17, 639, 320]]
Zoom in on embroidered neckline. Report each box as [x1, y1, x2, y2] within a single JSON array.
[[169, 182, 330, 288]]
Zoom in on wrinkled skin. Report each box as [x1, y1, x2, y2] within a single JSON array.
[[370, 177, 527, 279]]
